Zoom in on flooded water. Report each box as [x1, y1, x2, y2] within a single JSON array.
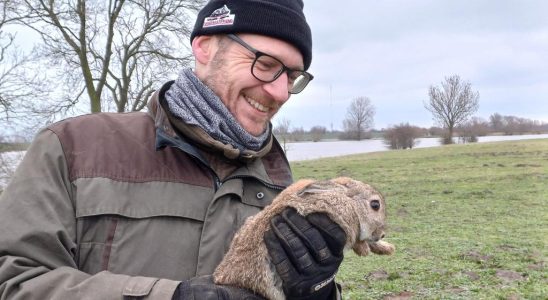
[[285, 134, 548, 161]]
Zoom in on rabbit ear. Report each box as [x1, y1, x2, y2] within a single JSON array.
[[297, 184, 327, 196], [282, 179, 316, 196], [297, 181, 339, 196]]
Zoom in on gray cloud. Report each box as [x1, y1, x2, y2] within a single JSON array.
[[277, 0, 548, 130]]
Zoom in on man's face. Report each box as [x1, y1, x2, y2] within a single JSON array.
[[203, 34, 304, 136]]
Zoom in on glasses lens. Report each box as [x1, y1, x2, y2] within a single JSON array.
[[252, 55, 284, 82], [251, 54, 312, 94], [289, 72, 310, 94]]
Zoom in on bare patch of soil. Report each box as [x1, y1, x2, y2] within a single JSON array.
[[496, 269, 527, 283], [514, 163, 541, 168], [505, 293, 521, 300], [497, 244, 517, 251], [462, 250, 493, 264], [383, 291, 414, 300], [432, 268, 449, 275], [462, 271, 480, 281], [365, 270, 389, 281], [527, 261, 545, 270]]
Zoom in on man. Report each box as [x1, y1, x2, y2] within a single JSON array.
[[0, 0, 346, 299]]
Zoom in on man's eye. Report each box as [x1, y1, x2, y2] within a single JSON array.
[[256, 61, 273, 70], [255, 56, 280, 71]]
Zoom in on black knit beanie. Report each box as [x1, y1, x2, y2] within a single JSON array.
[[191, 0, 312, 70]]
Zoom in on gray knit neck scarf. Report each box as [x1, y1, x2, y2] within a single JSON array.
[[165, 68, 270, 152]]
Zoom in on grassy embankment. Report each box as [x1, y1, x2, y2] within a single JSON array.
[[291, 139, 547, 299], [0, 143, 29, 152]]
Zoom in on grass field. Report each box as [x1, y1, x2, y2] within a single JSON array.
[[291, 139, 547, 300]]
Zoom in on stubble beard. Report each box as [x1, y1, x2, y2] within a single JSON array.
[[203, 41, 270, 136]]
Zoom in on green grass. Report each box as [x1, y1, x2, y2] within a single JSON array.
[[291, 139, 548, 300], [0, 142, 29, 152]]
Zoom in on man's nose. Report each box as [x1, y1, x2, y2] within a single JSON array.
[[263, 72, 290, 103]]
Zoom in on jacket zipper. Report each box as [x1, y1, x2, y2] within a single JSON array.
[[181, 149, 221, 191], [157, 129, 221, 191], [157, 130, 288, 192]]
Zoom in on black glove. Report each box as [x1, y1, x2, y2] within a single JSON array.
[[172, 275, 264, 300], [264, 208, 346, 300]]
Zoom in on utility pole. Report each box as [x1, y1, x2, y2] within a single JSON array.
[[330, 85, 333, 132]]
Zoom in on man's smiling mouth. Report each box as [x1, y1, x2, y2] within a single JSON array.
[[244, 95, 270, 113]]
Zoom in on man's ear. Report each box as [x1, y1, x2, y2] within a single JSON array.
[[192, 35, 216, 65]]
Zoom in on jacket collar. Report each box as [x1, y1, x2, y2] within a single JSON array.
[[148, 81, 275, 162], [147, 81, 292, 187]]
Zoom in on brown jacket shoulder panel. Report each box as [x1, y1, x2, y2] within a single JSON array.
[[48, 112, 212, 187]]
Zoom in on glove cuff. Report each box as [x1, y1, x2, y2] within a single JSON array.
[[286, 281, 336, 300]]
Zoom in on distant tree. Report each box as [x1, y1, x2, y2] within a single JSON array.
[[383, 123, 422, 149], [497, 115, 531, 135], [427, 126, 445, 137], [273, 117, 291, 154], [518, 118, 534, 134], [459, 116, 490, 138], [290, 126, 305, 142], [457, 117, 489, 143], [309, 125, 327, 142], [342, 96, 375, 140], [17, 0, 203, 113], [532, 120, 548, 133], [489, 113, 504, 132], [424, 75, 480, 144], [489, 114, 547, 134]]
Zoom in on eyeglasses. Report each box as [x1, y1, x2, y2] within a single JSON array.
[[226, 34, 313, 94]]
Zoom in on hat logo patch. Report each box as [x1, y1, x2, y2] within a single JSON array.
[[203, 5, 235, 28]]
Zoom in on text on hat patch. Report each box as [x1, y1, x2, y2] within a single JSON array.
[[203, 5, 235, 28]]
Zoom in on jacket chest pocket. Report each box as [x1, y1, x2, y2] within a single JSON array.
[[73, 178, 213, 280], [213, 178, 280, 231], [239, 181, 281, 223]]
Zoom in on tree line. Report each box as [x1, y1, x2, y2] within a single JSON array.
[[274, 74, 547, 150], [274, 112, 548, 150]]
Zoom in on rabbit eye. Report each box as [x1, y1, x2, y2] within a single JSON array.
[[370, 200, 381, 211]]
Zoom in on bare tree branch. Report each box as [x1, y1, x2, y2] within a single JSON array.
[[343, 96, 376, 140], [1, 0, 54, 130], [273, 118, 291, 154], [16, 0, 203, 114]]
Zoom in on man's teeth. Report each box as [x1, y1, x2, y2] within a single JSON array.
[[246, 97, 269, 112]]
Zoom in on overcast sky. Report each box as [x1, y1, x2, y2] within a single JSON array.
[[275, 0, 548, 130], [5, 1, 547, 134]]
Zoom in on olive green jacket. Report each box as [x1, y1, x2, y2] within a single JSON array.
[[0, 82, 293, 299]]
